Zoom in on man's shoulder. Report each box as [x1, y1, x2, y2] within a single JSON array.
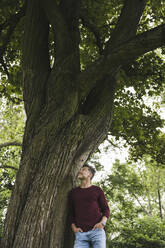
[[92, 185, 103, 192]]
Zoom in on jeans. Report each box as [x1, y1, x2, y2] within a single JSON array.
[[74, 228, 106, 248]]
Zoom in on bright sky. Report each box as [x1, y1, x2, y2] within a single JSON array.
[[94, 139, 129, 181], [94, 94, 165, 182]]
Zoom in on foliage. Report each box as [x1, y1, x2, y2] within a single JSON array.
[[0, 98, 24, 236], [98, 158, 165, 247], [110, 50, 165, 162], [0, 98, 24, 141], [109, 217, 165, 248], [109, 216, 165, 248]]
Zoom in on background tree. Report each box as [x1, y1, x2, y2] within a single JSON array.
[[99, 158, 165, 248], [0, 98, 24, 236], [0, 0, 165, 247]]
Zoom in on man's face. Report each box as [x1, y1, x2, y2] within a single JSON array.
[[77, 166, 92, 180]]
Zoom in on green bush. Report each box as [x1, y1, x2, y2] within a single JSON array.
[[108, 216, 165, 248]]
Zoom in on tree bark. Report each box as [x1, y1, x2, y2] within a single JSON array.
[[0, 141, 22, 149], [1, 0, 165, 247], [158, 189, 163, 220], [157, 173, 163, 220], [1, 100, 114, 247]]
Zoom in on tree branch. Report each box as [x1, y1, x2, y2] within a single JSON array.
[[59, 0, 81, 26], [41, 0, 72, 61], [0, 141, 22, 149], [59, 0, 81, 69], [107, 23, 165, 66], [105, 0, 146, 52], [76, 0, 146, 118], [42, 0, 81, 117], [23, 0, 50, 117], [132, 193, 149, 215], [0, 5, 25, 74], [0, 165, 18, 171], [78, 23, 165, 102]]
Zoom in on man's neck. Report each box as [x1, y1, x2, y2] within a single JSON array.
[[80, 180, 92, 188]]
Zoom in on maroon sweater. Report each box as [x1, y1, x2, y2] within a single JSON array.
[[69, 185, 110, 232]]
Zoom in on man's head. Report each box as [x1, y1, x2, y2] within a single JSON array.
[[77, 164, 96, 181]]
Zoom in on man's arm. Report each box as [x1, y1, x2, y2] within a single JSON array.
[[98, 188, 110, 219], [100, 216, 108, 226], [93, 188, 110, 230]]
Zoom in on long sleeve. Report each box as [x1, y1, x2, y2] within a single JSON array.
[[98, 188, 110, 218]]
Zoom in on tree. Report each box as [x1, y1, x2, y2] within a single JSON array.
[[109, 217, 165, 248], [99, 159, 165, 247], [0, 0, 165, 247], [0, 98, 24, 236]]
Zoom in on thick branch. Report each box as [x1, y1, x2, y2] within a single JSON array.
[[59, 0, 81, 71], [108, 23, 165, 66], [76, 0, 146, 117], [55, 0, 81, 71], [59, 0, 81, 26], [78, 23, 165, 102], [39, 0, 81, 125], [42, 0, 73, 61], [105, 0, 146, 52], [0, 141, 22, 149], [42, 0, 68, 35], [59, 1, 81, 44], [23, 0, 50, 117]]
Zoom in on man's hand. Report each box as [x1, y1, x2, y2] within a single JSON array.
[[74, 227, 83, 233], [92, 222, 104, 230], [71, 223, 83, 233]]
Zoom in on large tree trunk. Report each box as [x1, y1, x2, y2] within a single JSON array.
[[0, 0, 115, 245], [1, 0, 165, 247], [1, 97, 114, 248]]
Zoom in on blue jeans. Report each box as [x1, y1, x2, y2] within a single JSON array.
[[74, 228, 106, 248]]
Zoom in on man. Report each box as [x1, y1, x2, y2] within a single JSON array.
[[69, 164, 110, 248]]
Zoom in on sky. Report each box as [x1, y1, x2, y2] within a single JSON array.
[[94, 139, 129, 181], [94, 94, 165, 182]]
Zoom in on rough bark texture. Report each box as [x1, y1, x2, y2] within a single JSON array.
[[1, 0, 165, 247]]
